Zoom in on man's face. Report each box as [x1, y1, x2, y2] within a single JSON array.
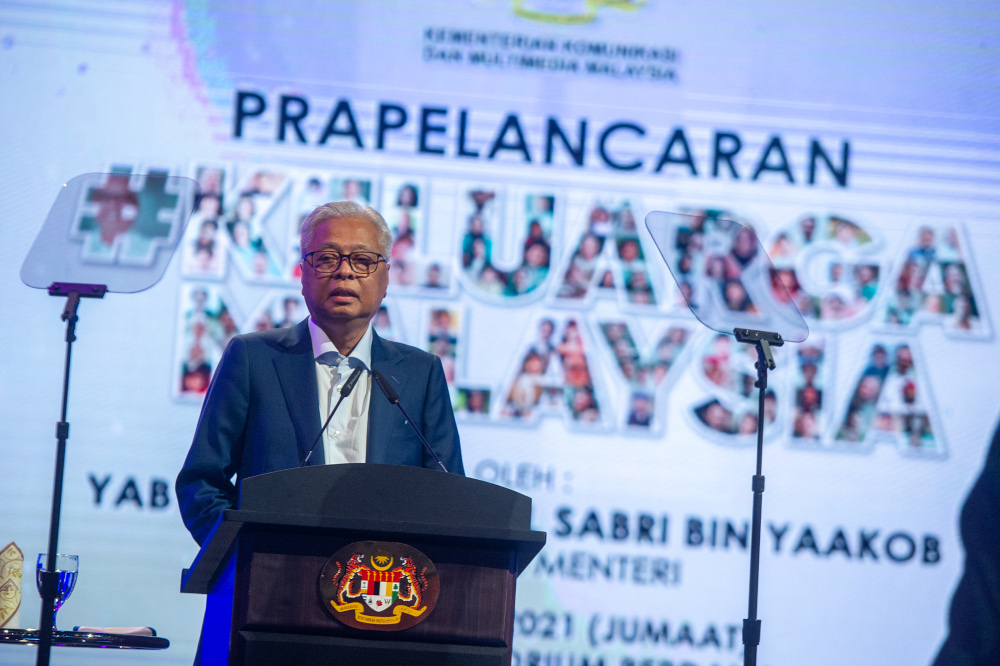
[[301, 216, 388, 329]]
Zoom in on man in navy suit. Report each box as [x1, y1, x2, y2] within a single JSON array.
[[176, 200, 464, 546]]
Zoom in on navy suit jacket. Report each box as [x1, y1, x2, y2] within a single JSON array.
[[176, 319, 464, 545]]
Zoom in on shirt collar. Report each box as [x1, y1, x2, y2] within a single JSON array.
[[307, 317, 373, 370]]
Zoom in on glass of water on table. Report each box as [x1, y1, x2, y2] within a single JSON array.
[[36, 554, 78, 631]]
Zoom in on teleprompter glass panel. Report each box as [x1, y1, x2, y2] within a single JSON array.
[[21, 171, 200, 293], [645, 211, 808, 342]]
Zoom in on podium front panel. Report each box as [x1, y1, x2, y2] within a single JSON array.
[[184, 465, 545, 665], [232, 528, 517, 654]]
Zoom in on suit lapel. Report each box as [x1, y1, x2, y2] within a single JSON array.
[[368, 331, 407, 464], [273, 320, 324, 465]]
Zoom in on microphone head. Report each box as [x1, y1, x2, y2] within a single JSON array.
[[371, 369, 400, 404], [340, 366, 364, 397]]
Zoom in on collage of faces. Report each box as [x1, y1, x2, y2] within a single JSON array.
[[691, 333, 778, 438], [768, 214, 880, 323], [788, 341, 827, 440], [501, 318, 602, 424], [170, 164, 972, 451], [245, 295, 307, 333], [458, 188, 555, 298], [556, 199, 657, 305], [179, 168, 988, 339], [882, 226, 985, 334], [180, 166, 288, 281], [597, 322, 691, 429], [179, 168, 458, 292], [384, 178, 425, 287], [175, 285, 309, 398], [454, 387, 491, 417], [426, 308, 460, 384], [668, 209, 763, 317], [421, 304, 493, 419], [835, 343, 938, 451], [767, 217, 986, 337], [176, 285, 239, 396]]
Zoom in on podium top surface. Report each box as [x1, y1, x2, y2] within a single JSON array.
[[239, 464, 531, 529], [181, 464, 546, 593]]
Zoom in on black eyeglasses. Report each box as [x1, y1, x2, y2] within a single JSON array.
[[302, 250, 386, 276]]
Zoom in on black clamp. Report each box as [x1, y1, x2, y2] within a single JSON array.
[[734, 328, 784, 370], [743, 618, 762, 645]]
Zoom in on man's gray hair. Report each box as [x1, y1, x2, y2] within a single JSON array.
[[299, 201, 393, 258]]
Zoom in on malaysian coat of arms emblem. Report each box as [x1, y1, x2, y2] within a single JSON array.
[[0, 542, 23, 628], [319, 541, 440, 631]]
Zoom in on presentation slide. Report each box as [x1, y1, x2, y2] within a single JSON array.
[[1, 2, 998, 664]]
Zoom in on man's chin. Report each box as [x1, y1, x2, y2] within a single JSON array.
[[317, 307, 371, 324], [321, 307, 358, 319]]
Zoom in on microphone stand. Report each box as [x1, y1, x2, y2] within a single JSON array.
[[37, 282, 107, 666], [299, 366, 364, 467], [371, 370, 449, 473], [734, 327, 783, 666]]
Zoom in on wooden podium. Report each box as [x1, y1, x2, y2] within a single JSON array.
[[180, 464, 546, 665]]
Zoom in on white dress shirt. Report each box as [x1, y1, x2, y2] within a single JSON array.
[[308, 317, 373, 465]]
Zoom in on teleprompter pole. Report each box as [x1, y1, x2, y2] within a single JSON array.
[[36, 282, 106, 666], [733, 327, 782, 666]]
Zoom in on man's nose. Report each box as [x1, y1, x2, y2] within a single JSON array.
[[331, 255, 357, 278]]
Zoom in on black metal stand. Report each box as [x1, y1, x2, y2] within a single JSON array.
[[733, 327, 783, 666], [37, 282, 106, 666]]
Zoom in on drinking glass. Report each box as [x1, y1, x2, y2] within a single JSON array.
[[36, 554, 79, 631]]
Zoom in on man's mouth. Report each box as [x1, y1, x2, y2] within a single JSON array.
[[329, 288, 358, 299]]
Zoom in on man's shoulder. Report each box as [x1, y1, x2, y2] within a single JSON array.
[[379, 336, 436, 364], [376, 336, 446, 375]]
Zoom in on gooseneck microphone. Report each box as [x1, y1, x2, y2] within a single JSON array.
[[299, 365, 365, 467], [371, 369, 449, 473]]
